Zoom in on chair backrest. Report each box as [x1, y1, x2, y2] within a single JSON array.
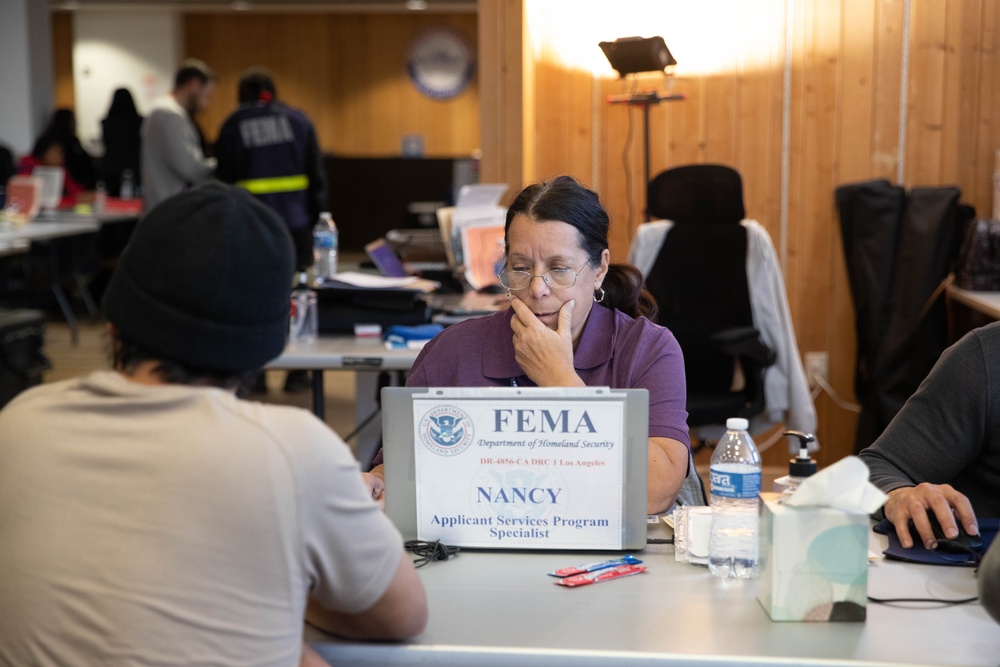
[[647, 163, 746, 223], [644, 165, 753, 396]]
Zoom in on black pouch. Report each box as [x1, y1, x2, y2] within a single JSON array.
[[315, 282, 431, 334]]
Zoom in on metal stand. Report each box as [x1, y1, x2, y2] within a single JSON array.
[[607, 91, 685, 220]]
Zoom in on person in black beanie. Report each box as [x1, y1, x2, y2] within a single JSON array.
[[102, 181, 294, 381], [0, 182, 427, 666]]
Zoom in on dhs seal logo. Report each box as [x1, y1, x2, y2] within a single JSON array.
[[419, 405, 474, 456]]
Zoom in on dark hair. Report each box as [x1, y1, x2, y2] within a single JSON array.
[[504, 175, 658, 321], [105, 88, 140, 120], [174, 59, 215, 89], [30, 132, 62, 161], [109, 330, 255, 391], [238, 67, 277, 105], [45, 108, 77, 139]]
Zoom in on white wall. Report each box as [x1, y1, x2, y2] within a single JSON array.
[[0, 0, 54, 155], [73, 10, 181, 155]]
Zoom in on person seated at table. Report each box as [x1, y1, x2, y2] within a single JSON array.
[[859, 321, 1000, 551], [369, 175, 691, 514], [0, 183, 427, 666], [17, 132, 92, 208], [42, 107, 99, 190]]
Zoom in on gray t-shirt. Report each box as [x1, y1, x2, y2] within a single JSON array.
[[0, 371, 403, 666], [859, 322, 1000, 519]]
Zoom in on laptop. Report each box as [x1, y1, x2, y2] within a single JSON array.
[[364, 237, 409, 278], [381, 386, 650, 550]]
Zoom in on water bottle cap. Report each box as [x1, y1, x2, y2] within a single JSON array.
[[726, 417, 749, 431]]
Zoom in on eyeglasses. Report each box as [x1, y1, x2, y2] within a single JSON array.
[[497, 263, 588, 291]]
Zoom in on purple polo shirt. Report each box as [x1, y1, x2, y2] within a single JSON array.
[[406, 304, 690, 446]]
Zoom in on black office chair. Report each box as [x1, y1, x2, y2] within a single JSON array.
[[643, 164, 775, 439]]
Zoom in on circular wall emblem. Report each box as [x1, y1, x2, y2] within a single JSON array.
[[419, 405, 474, 456], [406, 26, 475, 100]]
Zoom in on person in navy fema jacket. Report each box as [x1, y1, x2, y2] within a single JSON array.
[[216, 67, 328, 274], [216, 67, 328, 393]]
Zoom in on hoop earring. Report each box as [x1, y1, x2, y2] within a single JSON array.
[[594, 287, 606, 303]]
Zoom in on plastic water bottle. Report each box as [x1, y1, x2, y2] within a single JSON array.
[[708, 417, 762, 579], [312, 212, 338, 284], [94, 181, 107, 216], [120, 169, 135, 200]]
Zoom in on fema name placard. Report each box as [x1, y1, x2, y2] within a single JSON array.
[[413, 397, 625, 549]]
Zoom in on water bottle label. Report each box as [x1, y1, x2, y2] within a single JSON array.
[[709, 468, 761, 499], [314, 235, 334, 249]]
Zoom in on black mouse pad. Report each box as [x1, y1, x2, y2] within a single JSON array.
[[873, 517, 998, 567]]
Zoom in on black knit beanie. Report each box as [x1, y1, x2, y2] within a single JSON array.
[[102, 182, 294, 372]]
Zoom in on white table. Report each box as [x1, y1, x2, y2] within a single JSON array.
[[306, 532, 1000, 666], [948, 285, 1000, 320], [0, 218, 100, 248], [268, 336, 421, 466], [0, 217, 102, 343]]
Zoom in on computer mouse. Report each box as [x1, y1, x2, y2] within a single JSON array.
[[922, 511, 983, 553]]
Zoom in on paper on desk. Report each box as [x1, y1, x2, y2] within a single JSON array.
[[331, 272, 440, 291], [783, 455, 887, 514]]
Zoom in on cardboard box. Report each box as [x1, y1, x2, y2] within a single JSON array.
[[756, 492, 869, 621]]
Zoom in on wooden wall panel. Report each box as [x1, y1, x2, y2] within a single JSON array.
[[975, 1, 1000, 218], [478, 0, 528, 199], [870, 0, 904, 180], [596, 77, 643, 259], [787, 0, 845, 467], [737, 1, 785, 244], [905, 0, 948, 187], [183, 12, 479, 158], [943, 1, 981, 191], [701, 74, 737, 167], [51, 11, 74, 110]]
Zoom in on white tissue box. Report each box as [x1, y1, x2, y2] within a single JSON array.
[[756, 492, 868, 622]]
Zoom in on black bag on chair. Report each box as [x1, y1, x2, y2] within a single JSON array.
[[836, 182, 974, 453], [0, 309, 50, 409], [956, 218, 1000, 291]]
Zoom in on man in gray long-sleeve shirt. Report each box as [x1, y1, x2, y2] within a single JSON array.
[[141, 59, 217, 209], [859, 321, 1000, 551]]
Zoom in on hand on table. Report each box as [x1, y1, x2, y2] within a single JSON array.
[[508, 297, 582, 387], [884, 483, 978, 549]]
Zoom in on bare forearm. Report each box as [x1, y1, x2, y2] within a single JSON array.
[[305, 552, 427, 641], [647, 437, 688, 514]]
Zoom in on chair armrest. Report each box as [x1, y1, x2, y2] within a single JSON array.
[[709, 326, 776, 367]]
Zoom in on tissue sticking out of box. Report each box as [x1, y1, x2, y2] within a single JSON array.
[[782, 456, 887, 514]]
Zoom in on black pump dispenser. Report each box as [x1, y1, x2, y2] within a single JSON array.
[[783, 430, 817, 478]]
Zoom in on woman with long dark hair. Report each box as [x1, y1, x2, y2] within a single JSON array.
[[43, 108, 98, 190], [99, 88, 143, 197]]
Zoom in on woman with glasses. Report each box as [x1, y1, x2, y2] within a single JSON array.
[[369, 176, 690, 513]]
